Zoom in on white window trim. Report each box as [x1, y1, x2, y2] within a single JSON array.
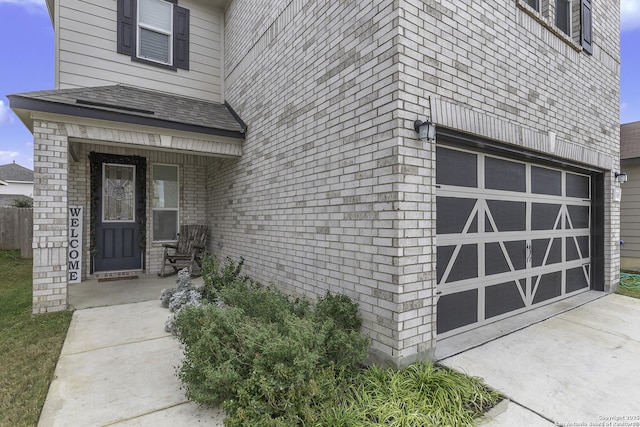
[[137, 0, 174, 66], [152, 163, 179, 242]]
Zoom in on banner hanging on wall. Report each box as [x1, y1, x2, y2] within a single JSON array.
[[68, 206, 83, 283]]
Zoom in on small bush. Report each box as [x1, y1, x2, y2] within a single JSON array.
[[175, 254, 499, 426], [175, 279, 368, 426], [160, 268, 202, 333], [199, 254, 247, 302]]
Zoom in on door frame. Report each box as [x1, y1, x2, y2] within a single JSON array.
[[88, 152, 147, 274]]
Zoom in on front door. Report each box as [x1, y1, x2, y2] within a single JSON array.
[[94, 162, 142, 271]]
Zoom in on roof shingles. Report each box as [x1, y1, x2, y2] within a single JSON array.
[[8, 85, 246, 138], [621, 121, 640, 160], [0, 162, 34, 182]]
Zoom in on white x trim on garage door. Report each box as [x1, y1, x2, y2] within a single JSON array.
[[436, 145, 592, 337]]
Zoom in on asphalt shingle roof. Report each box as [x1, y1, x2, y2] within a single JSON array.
[[0, 162, 34, 182], [8, 85, 246, 138], [621, 121, 640, 160]]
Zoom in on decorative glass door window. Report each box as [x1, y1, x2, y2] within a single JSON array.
[[103, 164, 135, 222]]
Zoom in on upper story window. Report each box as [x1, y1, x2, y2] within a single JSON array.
[[555, 0, 571, 36], [117, 0, 190, 70], [138, 0, 173, 65], [518, 0, 592, 55]]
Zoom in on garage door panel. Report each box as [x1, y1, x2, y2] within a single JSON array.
[[504, 240, 527, 270], [485, 243, 511, 275], [486, 200, 526, 232], [437, 245, 456, 284], [567, 205, 590, 229], [531, 203, 562, 230], [566, 267, 590, 293], [485, 157, 526, 192], [437, 289, 478, 334], [532, 272, 563, 304], [485, 280, 527, 319], [532, 238, 562, 267], [566, 236, 590, 261], [445, 244, 478, 283], [436, 197, 478, 234], [566, 173, 590, 198], [436, 146, 593, 338], [531, 166, 562, 196], [436, 147, 477, 187]]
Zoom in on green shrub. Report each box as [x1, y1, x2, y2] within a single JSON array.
[[199, 254, 247, 302], [330, 363, 501, 427], [217, 281, 310, 323], [178, 255, 498, 426], [175, 281, 368, 426]]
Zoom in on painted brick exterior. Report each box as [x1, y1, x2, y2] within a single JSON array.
[[32, 120, 70, 313], [32, 117, 219, 312], [25, 0, 620, 366], [216, 0, 620, 366]]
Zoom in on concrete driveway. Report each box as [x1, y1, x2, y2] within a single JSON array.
[[440, 294, 640, 426]]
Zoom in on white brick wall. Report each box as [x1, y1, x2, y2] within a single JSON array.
[[34, 119, 215, 312], [218, 0, 619, 366], [68, 142, 210, 277], [32, 120, 70, 313]]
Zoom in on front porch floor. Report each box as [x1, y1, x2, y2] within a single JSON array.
[[69, 274, 204, 310]]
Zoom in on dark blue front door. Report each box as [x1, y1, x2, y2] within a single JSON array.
[[94, 162, 142, 271]]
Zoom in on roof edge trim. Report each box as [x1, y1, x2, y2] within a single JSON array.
[[8, 95, 246, 140]]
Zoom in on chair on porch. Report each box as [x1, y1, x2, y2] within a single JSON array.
[[158, 224, 209, 277]]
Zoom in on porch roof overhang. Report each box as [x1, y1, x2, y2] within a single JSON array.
[[7, 85, 247, 141]]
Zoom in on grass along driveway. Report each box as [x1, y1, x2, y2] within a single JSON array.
[[0, 250, 72, 426]]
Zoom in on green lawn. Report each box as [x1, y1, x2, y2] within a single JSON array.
[[617, 287, 640, 299], [0, 250, 73, 427], [618, 272, 640, 300]]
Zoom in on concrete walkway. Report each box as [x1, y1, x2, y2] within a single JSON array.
[[40, 280, 640, 426], [443, 294, 640, 426], [39, 278, 226, 426]]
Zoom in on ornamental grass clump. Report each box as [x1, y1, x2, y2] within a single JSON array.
[[317, 363, 501, 427]]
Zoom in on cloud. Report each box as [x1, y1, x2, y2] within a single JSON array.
[[0, 151, 20, 164], [0, 0, 47, 14], [0, 101, 15, 126], [621, 0, 640, 32]]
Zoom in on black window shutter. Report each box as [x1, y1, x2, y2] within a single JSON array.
[[581, 0, 593, 55], [173, 6, 190, 70], [117, 0, 136, 56]]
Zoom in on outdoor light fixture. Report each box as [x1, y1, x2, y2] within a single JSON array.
[[414, 119, 436, 141], [615, 172, 628, 184]]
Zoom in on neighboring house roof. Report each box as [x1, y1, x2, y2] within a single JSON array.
[[621, 121, 640, 160], [8, 84, 246, 139], [0, 194, 32, 208], [0, 162, 34, 183]]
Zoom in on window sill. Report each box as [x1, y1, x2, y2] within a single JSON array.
[[516, 0, 582, 53], [131, 55, 178, 72]]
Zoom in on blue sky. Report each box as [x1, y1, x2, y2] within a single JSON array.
[[0, 0, 639, 169]]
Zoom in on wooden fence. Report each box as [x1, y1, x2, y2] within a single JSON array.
[[0, 207, 33, 258]]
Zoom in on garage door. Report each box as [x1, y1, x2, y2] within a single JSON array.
[[436, 145, 592, 337]]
